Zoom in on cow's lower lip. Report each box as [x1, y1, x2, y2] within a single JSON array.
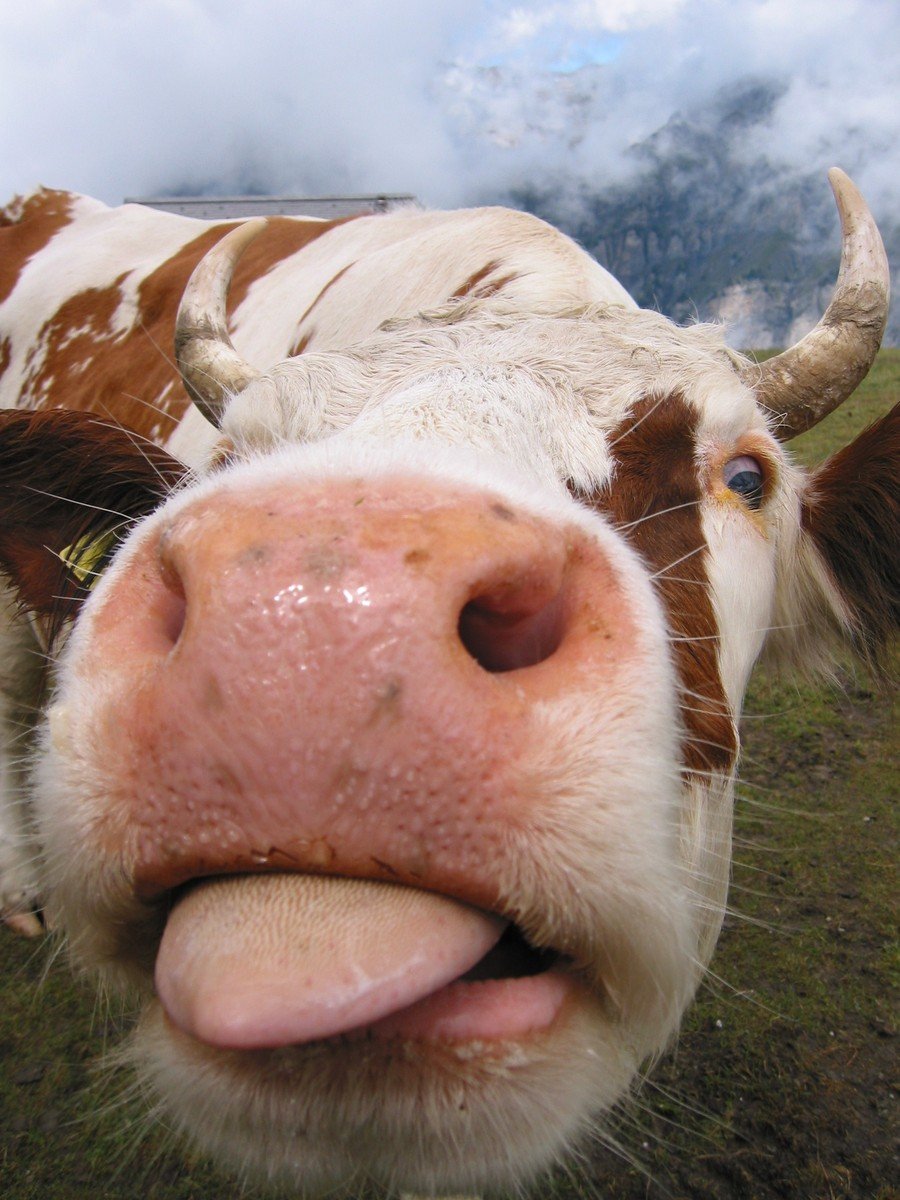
[[347, 922, 568, 1042], [352, 964, 573, 1043]]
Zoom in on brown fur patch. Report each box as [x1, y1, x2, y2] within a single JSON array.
[[289, 330, 316, 357], [452, 262, 499, 298], [452, 261, 520, 300], [224, 216, 356, 315], [592, 394, 738, 775], [7, 212, 352, 447], [479, 272, 520, 298], [0, 188, 75, 306], [803, 402, 899, 659], [17, 226, 235, 439], [0, 408, 185, 639]]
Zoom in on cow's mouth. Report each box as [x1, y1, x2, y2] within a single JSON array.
[[460, 922, 558, 981], [153, 873, 573, 1051]]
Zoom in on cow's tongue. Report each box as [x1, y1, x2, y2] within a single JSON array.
[[155, 874, 507, 1049]]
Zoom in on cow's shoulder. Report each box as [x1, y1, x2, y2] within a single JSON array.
[[225, 203, 637, 377], [322, 204, 637, 310], [0, 191, 631, 456], [0, 192, 347, 446]]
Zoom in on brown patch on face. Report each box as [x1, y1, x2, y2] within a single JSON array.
[[593, 394, 737, 776], [208, 435, 236, 470], [0, 335, 10, 384], [452, 260, 521, 300], [10, 215, 353, 447], [0, 188, 75, 306]]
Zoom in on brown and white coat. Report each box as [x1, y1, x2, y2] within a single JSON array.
[[0, 172, 895, 1198]]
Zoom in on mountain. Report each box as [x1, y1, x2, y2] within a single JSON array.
[[447, 70, 899, 348]]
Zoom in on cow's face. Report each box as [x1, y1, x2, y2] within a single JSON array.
[[29, 305, 790, 1194], [2, 171, 892, 1198]]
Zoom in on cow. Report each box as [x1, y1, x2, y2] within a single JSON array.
[[0, 169, 895, 1199]]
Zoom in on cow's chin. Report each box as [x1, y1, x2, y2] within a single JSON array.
[[129, 989, 633, 1197]]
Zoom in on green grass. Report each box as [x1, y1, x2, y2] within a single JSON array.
[[1, 356, 896, 1199]]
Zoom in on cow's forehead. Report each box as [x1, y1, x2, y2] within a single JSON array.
[[222, 301, 765, 488]]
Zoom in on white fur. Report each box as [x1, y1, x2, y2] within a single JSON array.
[[0, 192, 874, 1196]]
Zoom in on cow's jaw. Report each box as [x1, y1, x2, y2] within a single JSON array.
[[35, 445, 704, 1195], [130, 973, 631, 1196]]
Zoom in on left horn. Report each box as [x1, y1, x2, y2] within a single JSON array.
[[742, 169, 890, 440], [175, 218, 268, 427]]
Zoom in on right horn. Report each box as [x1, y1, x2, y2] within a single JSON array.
[[742, 169, 890, 440], [175, 218, 268, 427]]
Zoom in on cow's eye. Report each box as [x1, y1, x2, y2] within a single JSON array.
[[723, 455, 765, 510]]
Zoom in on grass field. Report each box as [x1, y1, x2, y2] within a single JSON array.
[[1, 353, 897, 1200]]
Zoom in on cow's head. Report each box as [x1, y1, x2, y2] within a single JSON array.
[[0, 170, 895, 1197]]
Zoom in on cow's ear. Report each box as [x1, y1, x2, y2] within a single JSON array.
[[801, 401, 899, 661], [0, 410, 186, 637]]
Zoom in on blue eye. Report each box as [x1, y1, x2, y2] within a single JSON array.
[[723, 455, 765, 510]]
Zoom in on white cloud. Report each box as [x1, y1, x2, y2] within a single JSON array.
[[0, 0, 485, 204], [0, 0, 897, 220], [494, 0, 685, 43], [566, 0, 687, 32]]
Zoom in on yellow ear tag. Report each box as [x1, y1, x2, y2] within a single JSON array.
[[58, 530, 118, 586]]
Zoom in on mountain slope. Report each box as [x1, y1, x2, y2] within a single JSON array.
[[450, 71, 899, 348]]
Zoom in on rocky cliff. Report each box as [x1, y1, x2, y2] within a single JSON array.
[[452, 73, 899, 348]]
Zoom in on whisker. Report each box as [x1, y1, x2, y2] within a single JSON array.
[[120, 389, 180, 424], [650, 543, 705, 579], [697, 963, 788, 1019], [614, 497, 702, 532], [85, 410, 183, 492], [24, 486, 135, 522]]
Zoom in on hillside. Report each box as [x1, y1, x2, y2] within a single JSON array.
[[451, 72, 899, 347]]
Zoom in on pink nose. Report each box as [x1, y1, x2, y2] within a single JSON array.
[[159, 485, 571, 676], [88, 477, 637, 902]]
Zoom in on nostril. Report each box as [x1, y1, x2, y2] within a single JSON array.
[[458, 586, 566, 673], [156, 539, 188, 650], [159, 585, 187, 649]]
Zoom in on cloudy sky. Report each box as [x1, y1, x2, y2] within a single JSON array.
[[1, 0, 897, 213]]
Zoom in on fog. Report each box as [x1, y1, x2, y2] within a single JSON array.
[[1, 0, 897, 215]]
